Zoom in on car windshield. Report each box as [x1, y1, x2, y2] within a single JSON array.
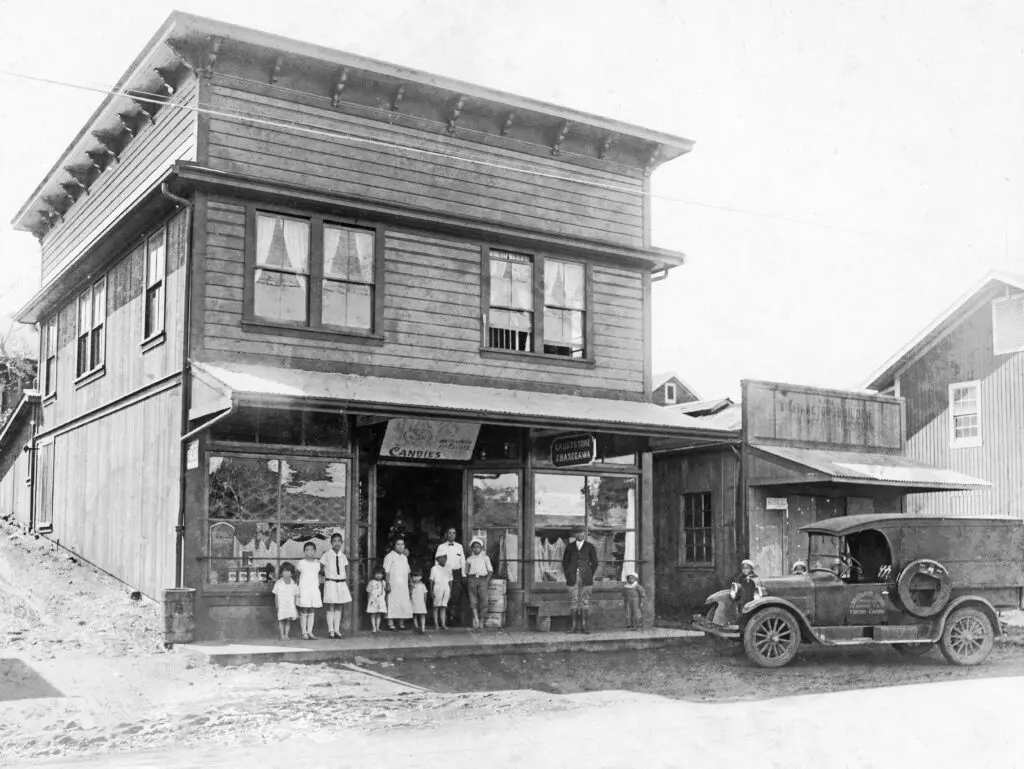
[[807, 533, 845, 576]]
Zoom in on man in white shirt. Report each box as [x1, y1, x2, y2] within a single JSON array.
[[435, 528, 466, 625]]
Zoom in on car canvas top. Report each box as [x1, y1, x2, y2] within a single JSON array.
[[799, 513, 1024, 538]]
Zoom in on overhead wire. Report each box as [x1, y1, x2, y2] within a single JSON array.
[[0, 66, 1013, 254]]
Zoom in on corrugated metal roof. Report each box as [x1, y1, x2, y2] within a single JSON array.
[[193, 362, 734, 439], [750, 443, 991, 491], [671, 397, 735, 416]]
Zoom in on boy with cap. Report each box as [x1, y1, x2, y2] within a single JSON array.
[[622, 571, 646, 630], [464, 537, 493, 630]]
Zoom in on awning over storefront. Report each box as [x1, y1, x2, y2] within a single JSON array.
[[747, 443, 991, 492], [189, 361, 735, 439]]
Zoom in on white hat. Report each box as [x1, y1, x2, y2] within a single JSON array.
[[470, 537, 484, 547], [625, 572, 639, 580], [741, 559, 755, 569]]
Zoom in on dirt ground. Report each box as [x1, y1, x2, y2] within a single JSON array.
[[2, 515, 1023, 765]]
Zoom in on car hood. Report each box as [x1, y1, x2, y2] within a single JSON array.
[[759, 574, 814, 596]]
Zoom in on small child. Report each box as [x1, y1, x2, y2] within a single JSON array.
[[791, 560, 808, 576], [730, 559, 762, 608], [410, 571, 428, 634], [295, 542, 323, 640], [272, 562, 299, 640], [430, 554, 451, 630], [622, 572, 646, 630], [366, 566, 387, 633]]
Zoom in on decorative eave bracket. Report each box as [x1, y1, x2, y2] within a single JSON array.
[[332, 67, 350, 107], [391, 82, 405, 112], [501, 111, 515, 137], [270, 55, 284, 84], [551, 121, 570, 156], [447, 95, 466, 134]]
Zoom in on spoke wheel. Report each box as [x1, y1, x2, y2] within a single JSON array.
[[742, 607, 801, 668], [939, 606, 994, 667], [892, 642, 934, 657]]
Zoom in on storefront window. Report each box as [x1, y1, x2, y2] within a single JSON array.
[[471, 472, 521, 584], [206, 454, 348, 585], [210, 407, 349, 447], [534, 472, 637, 584]]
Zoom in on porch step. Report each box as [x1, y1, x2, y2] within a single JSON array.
[[182, 627, 703, 667]]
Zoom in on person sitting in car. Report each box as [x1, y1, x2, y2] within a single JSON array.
[[730, 559, 762, 608]]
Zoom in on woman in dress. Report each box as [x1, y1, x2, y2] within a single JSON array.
[[320, 532, 352, 639], [383, 537, 413, 631]]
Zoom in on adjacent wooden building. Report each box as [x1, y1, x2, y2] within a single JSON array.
[[7, 13, 733, 639], [863, 271, 1024, 519], [653, 380, 988, 615]]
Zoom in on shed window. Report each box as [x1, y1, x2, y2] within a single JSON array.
[[949, 381, 981, 447], [992, 294, 1024, 355], [76, 277, 106, 378], [665, 383, 677, 403], [42, 317, 57, 397], [484, 249, 588, 359], [144, 229, 167, 339], [680, 492, 713, 565]]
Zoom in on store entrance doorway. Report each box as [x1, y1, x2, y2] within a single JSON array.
[[375, 465, 463, 577]]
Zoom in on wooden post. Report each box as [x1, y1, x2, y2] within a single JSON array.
[[640, 449, 655, 627]]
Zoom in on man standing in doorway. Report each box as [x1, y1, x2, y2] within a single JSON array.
[[436, 528, 465, 626], [562, 525, 599, 634]]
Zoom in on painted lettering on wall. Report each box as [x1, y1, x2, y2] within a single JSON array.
[[379, 419, 481, 461]]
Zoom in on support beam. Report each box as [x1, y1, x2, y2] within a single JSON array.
[[332, 67, 350, 107], [551, 121, 570, 156], [447, 95, 466, 134]]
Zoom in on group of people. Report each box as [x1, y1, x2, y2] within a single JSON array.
[[270, 524, 650, 639]]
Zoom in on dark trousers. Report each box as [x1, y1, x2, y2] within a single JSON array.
[[448, 569, 465, 623]]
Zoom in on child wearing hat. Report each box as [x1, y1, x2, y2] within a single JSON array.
[[791, 560, 808, 576], [731, 559, 762, 609], [622, 571, 646, 630], [464, 537, 493, 630]]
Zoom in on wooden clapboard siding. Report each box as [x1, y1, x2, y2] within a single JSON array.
[[47, 384, 181, 598], [653, 450, 740, 616], [202, 75, 645, 249], [39, 77, 198, 286], [196, 197, 646, 396], [41, 209, 188, 428], [899, 301, 1024, 518]]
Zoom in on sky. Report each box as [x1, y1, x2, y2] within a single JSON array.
[[1, 0, 1023, 397]]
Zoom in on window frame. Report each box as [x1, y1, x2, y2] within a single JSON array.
[[34, 439, 55, 532], [42, 316, 57, 399], [481, 245, 594, 364], [664, 383, 677, 403], [75, 276, 106, 381], [949, 380, 982, 448], [143, 227, 167, 343], [243, 203, 385, 342], [679, 492, 714, 566]]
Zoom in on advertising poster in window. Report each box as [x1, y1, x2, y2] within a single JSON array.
[[379, 419, 481, 461]]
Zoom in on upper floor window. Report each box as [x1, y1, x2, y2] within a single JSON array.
[[484, 248, 588, 359], [42, 317, 57, 398], [949, 381, 981, 448], [665, 383, 677, 404], [144, 229, 167, 340], [76, 277, 106, 378], [249, 209, 379, 334]]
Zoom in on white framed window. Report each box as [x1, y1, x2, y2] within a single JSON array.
[[144, 229, 167, 340], [665, 383, 677, 403], [949, 381, 981, 448], [42, 316, 57, 398], [76, 277, 106, 378]]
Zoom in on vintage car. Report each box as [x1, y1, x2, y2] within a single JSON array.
[[693, 514, 1024, 668]]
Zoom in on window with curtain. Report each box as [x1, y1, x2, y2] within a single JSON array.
[[254, 212, 311, 324], [76, 277, 106, 377], [206, 454, 349, 586], [323, 223, 375, 330], [471, 472, 521, 584], [533, 472, 636, 584], [543, 259, 586, 358], [144, 228, 166, 339], [487, 250, 534, 351]]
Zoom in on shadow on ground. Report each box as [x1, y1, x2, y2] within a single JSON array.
[[376, 639, 1024, 703], [0, 658, 63, 702]]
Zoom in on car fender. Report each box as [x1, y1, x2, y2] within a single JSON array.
[[741, 597, 822, 644], [936, 595, 1002, 638]]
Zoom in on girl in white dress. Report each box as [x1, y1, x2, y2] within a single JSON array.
[[383, 538, 412, 631], [320, 533, 352, 639], [410, 571, 428, 634], [295, 542, 323, 640], [272, 563, 299, 640], [366, 567, 388, 633]]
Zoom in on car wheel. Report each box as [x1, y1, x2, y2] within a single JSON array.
[[939, 606, 994, 666], [742, 607, 801, 668], [892, 642, 934, 657]]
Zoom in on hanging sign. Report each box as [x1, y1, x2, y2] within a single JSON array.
[[766, 497, 789, 511], [551, 434, 597, 467], [379, 418, 481, 461]]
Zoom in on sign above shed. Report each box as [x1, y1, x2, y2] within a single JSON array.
[[551, 434, 597, 467]]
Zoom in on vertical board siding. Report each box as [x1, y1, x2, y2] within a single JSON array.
[[900, 302, 1024, 518], [0, 416, 35, 527], [39, 77, 198, 286], [203, 75, 645, 249], [48, 386, 181, 598], [654, 451, 739, 615], [199, 197, 646, 395], [42, 209, 188, 428]]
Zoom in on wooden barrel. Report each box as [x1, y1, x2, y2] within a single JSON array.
[[163, 588, 196, 644], [486, 579, 507, 614]]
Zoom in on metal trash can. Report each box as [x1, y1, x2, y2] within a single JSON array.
[[163, 588, 196, 644]]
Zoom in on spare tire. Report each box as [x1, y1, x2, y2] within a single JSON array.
[[896, 559, 953, 618]]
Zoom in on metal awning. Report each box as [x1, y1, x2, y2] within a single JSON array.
[[748, 443, 990, 492], [189, 361, 736, 439]]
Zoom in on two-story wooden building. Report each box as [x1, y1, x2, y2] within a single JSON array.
[[7, 13, 733, 639], [863, 270, 1024, 519]]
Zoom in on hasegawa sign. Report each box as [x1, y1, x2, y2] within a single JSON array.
[[379, 418, 481, 461], [550, 434, 597, 467]]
